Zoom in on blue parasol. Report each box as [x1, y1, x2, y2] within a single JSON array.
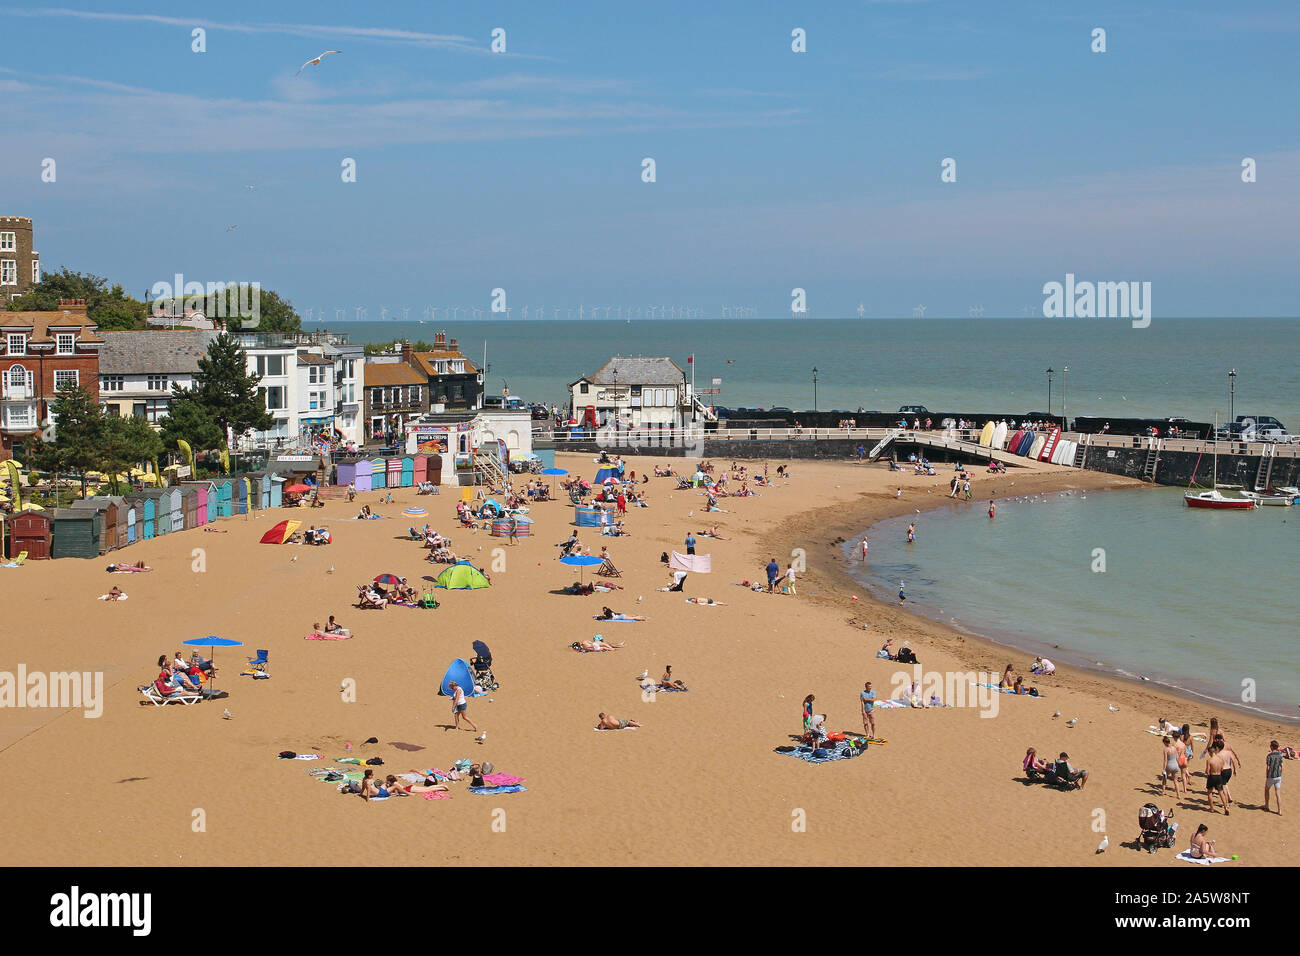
[[541, 467, 568, 476], [560, 553, 603, 586], [183, 635, 245, 696]]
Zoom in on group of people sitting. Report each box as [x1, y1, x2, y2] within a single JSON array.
[[152, 651, 215, 698], [999, 663, 1043, 696], [412, 526, 458, 563], [876, 639, 920, 664], [416, 481, 440, 495], [302, 525, 331, 545], [652, 464, 677, 477], [355, 504, 382, 520], [310, 616, 350, 637], [1022, 747, 1089, 789], [356, 578, 417, 608]]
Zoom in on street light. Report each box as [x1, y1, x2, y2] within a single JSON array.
[[1228, 369, 1236, 423], [1046, 367, 1054, 419], [812, 367, 819, 412], [1062, 366, 1068, 430]]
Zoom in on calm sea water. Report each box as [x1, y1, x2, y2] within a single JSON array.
[[338, 317, 1300, 426], [843, 487, 1300, 721]]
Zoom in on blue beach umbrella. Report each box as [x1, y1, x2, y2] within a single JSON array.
[[182, 635, 245, 695], [560, 553, 603, 585], [541, 468, 568, 476]]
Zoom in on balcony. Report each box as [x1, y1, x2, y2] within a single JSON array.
[[1, 384, 34, 402]]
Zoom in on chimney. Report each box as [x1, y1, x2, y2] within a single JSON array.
[[400, 341, 413, 364], [448, 337, 458, 353], [58, 298, 87, 310], [434, 332, 446, 349]]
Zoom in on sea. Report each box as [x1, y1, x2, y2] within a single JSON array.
[[336, 315, 1299, 717], [336, 317, 1300, 427], [842, 487, 1300, 721]]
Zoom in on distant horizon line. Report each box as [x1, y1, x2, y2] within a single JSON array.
[[303, 315, 1300, 323]]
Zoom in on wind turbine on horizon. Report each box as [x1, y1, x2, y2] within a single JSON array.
[[969, 305, 985, 317], [857, 302, 866, 318]]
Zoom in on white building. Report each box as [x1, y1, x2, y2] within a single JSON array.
[[569, 355, 692, 433], [97, 330, 216, 425], [295, 351, 335, 443]]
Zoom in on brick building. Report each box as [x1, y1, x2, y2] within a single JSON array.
[[0, 216, 40, 302], [409, 334, 483, 411], [0, 299, 102, 458]]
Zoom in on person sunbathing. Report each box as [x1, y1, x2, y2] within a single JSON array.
[[360, 769, 389, 801], [202, 527, 229, 533], [595, 606, 645, 622], [685, 597, 724, 606], [158, 656, 202, 693], [572, 639, 624, 652], [658, 666, 687, 690], [109, 561, 152, 572], [391, 774, 449, 795], [597, 713, 640, 730], [357, 585, 387, 608], [704, 525, 728, 539], [106, 586, 124, 601]]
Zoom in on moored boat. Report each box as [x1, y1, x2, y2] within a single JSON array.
[[1184, 489, 1257, 510], [1245, 489, 1294, 507]]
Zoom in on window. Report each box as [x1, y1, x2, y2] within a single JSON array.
[[56, 332, 75, 354], [5, 404, 34, 429], [102, 403, 120, 417], [54, 369, 79, 390], [259, 386, 286, 411], [579, 383, 589, 394], [450, 385, 463, 401], [256, 354, 285, 377], [142, 399, 169, 424], [0, 260, 15, 285], [133, 403, 147, 419], [101, 375, 124, 392], [308, 390, 326, 410], [5, 334, 23, 356], [308, 365, 324, 384], [147, 374, 168, 391], [0, 232, 14, 252], [32, 261, 39, 284], [8, 365, 28, 388]]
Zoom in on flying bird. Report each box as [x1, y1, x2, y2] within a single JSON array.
[[225, 225, 238, 231], [245, 185, 256, 190], [297, 50, 342, 76]]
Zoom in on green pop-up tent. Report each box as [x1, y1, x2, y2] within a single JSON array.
[[434, 561, 491, 590]]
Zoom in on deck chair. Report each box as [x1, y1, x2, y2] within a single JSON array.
[[597, 557, 621, 577], [247, 649, 270, 673], [11, 551, 27, 566], [139, 681, 202, 706], [419, 590, 440, 609]]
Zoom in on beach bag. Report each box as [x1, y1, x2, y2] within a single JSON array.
[[660, 552, 669, 563], [827, 732, 847, 743], [278, 750, 297, 759]]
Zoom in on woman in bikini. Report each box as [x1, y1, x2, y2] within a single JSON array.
[[1189, 824, 1216, 860], [360, 769, 389, 801], [595, 607, 645, 622], [1162, 736, 1186, 797], [571, 640, 624, 652]]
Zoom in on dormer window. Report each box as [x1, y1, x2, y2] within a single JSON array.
[[57, 333, 75, 355], [6, 333, 25, 356]]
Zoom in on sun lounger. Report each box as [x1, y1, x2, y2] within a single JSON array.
[[138, 682, 202, 706]]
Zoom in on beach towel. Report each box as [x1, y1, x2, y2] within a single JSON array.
[[684, 599, 723, 607], [594, 725, 638, 731], [593, 615, 642, 623], [482, 772, 525, 787], [469, 784, 527, 795], [305, 631, 351, 640], [421, 789, 452, 800], [1145, 726, 1208, 741], [669, 551, 712, 573], [97, 593, 128, 600], [642, 683, 689, 693], [774, 742, 866, 764], [982, 683, 1045, 698], [1175, 851, 1231, 865]]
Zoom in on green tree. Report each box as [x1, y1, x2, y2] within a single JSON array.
[[100, 415, 164, 494], [158, 388, 225, 454], [46, 382, 105, 494], [250, 288, 301, 334], [191, 333, 274, 445], [8, 267, 147, 331]]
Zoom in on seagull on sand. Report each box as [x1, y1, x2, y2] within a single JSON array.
[[1096, 836, 1108, 854], [222, 708, 233, 719], [474, 732, 486, 744], [1109, 704, 1120, 712], [1052, 711, 1061, 719], [297, 50, 342, 76], [1066, 717, 1079, 726], [637, 669, 649, 680]]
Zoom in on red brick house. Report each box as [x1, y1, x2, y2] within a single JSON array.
[[0, 299, 102, 459]]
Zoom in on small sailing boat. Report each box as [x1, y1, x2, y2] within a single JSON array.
[[1185, 415, 1256, 510]]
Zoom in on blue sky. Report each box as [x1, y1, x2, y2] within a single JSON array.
[[3, 0, 1298, 318]]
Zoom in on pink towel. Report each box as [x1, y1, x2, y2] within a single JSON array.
[[305, 632, 351, 641], [422, 790, 452, 800], [483, 772, 525, 786], [669, 551, 712, 573]]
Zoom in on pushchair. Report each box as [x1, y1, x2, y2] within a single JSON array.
[[470, 640, 499, 691], [1138, 803, 1177, 853]]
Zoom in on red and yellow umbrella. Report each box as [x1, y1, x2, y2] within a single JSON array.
[[259, 519, 302, 544]]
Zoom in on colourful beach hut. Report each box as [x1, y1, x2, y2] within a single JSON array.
[[125, 503, 137, 544], [354, 459, 373, 492], [412, 455, 427, 485], [370, 458, 388, 490], [190, 483, 211, 526], [9, 509, 51, 560], [269, 475, 285, 509], [336, 459, 357, 488], [163, 488, 184, 533], [400, 456, 415, 488], [71, 497, 124, 553], [52, 508, 100, 559], [386, 457, 403, 488], [232, 479, 249, 516], [213, 480, 232, 518], [180, 486, 201, 529], [140, 495, 157, 539]]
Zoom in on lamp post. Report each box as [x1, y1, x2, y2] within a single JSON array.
[[1228, 369, 1236, 424], [1062, 365, 1068, 430], [812, 367, 819, 412], [1046, 367, 1054, 420]]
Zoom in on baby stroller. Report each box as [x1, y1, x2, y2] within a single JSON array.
[[1138, 804, 1177, 854], [470, 640, 499, 691]]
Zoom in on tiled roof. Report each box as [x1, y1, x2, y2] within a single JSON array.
[[411, 352, 477, 377], [296, 352, 332, 366], [363, 362, 426, 387], [579, 356, 685, 386], [0, 307, 103, 345], [97, 330, 215, 374]]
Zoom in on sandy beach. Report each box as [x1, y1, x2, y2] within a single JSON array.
[[1, 452, 1294, 867]]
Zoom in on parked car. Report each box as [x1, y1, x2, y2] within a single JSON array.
[[898, 405, 929, 415]]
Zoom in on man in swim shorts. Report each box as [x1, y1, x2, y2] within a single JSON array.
[[1205, 743, 1229, 814]]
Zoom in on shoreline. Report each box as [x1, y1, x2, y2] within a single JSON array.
[[757, 462, 1300, 746], [843, 491, 1300, 725]]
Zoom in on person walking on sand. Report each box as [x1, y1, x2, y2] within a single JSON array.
[[783, 563, 797, 595], [448, 680, 478, 733], [1264, 739, 1284, 814], [906, 522, 915, 543], [896, 487, 903, 499], [963, 478, 972, 500], [766, 557, 781, 593], [861, 681, 876, 737], [507, 514, 519, 545], [685, 531, 696, 556], [1205, 741, 1229, 815], [1161, 736, 1186, 798]]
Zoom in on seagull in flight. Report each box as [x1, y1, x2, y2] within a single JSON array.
[[245, 185, 256, 190], [225, 225, 238, 231], [297, 50, 342, 76]]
